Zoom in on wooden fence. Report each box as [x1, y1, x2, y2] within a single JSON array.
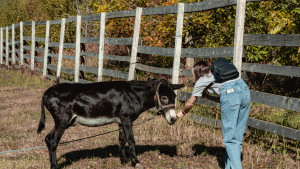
[[0, 0, 299, 141]]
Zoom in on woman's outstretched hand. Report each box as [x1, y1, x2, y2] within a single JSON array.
[[177, 110, 185, 118]]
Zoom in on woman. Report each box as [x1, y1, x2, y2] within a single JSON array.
[[177, 60, 250, 169]]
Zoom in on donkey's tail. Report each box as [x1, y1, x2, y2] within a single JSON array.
[[37, 96, 46, 133]]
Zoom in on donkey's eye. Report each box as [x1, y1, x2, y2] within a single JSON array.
[[161, 96, 169, 103]]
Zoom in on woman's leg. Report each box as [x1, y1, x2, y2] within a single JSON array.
[[236, 80, 251, 145], [220, 82, 243, 169]]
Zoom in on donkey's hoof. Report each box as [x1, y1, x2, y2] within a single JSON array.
[[121, 158, 129, 164], [135, 163, 145, 169]]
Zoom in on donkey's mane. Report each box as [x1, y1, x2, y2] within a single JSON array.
[[129, 78, 168, 92], [129, 80, 149, 92]]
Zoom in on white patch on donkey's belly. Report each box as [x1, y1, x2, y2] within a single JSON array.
[[73, 115, 121, 127]]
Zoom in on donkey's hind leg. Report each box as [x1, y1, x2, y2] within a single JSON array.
[[118, 124, 129, 164], [45, 125, 66, 169]]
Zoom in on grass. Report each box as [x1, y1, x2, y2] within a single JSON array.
[[0, 68, 54, 89], [0, 67, 299, 169]]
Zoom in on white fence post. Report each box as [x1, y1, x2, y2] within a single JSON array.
[[12, 24, 15, 65], [97, 12, 106, 82], [172, 3, 184, 85], [20, 22, 24, 65], [5, 27, 9, 66], [43, 20, 50, 78], [74, 15, 81, 83], [233, 0, 246, 76], [0, 28, 3, 65], [31, 21, 36, 71], [128, 7, 142, 81], [57, 18, 66, 80]]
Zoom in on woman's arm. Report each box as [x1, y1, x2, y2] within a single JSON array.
[[177, 96, 197, 118]]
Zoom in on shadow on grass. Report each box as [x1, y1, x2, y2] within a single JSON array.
[[192, 144, 225, 168], [192, 144, 245, 168], [57, 144, 177, 168]]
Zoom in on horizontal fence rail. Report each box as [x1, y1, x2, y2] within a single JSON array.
[[0, 0, 299, 142], [137, 46, 235, 58], [81, 37, 136, 45], [244, 34, 300, 47], [242, 63, 300, 78], [135, 63, 173, 75]]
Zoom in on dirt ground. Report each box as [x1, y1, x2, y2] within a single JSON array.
[[0, 68, 299, 169]]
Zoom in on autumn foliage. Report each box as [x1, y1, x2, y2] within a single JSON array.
[[0, 0, 299, 67]]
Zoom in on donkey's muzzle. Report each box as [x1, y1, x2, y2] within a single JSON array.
[[166, 109, 177, 125]]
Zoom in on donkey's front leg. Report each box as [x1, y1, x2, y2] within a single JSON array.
[[120, 115, 144, 168]]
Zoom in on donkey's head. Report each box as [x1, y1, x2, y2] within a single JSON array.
[[151, 79, 184, 125]]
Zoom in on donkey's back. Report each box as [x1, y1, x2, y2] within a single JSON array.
[[38, 81, 142, 131]]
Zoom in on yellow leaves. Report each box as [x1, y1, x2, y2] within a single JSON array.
[[256, 163, 264, 168], [162, 0, 177, 6], [95, 4, 108, 13], [92, 0, 109, 13], [157, 39, 163, 47], [269, 25, 283, 34], [143, 36, 153, 45], [267, 11, 291, 34], [143, 35, 164, 47], [259, 1, 274, 10]]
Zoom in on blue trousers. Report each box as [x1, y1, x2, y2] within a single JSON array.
[[220, 78, 250, 169]]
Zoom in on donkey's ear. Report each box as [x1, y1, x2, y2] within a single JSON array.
[[170, 83, 185, 90]]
